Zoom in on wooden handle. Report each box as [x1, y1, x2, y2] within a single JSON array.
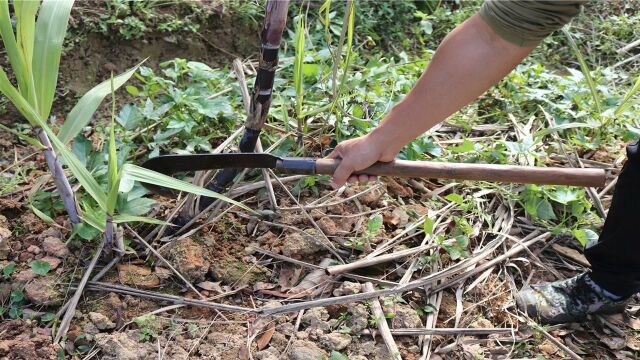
[[314, 159, 606, 187]]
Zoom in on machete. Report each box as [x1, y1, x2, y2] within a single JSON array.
[[140, 153, 606, 196]]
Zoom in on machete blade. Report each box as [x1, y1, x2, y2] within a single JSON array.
[[140, 153, 282, 196]]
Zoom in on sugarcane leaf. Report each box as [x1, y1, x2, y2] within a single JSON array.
[[0, 0, 28, 93], [112, 214, 169, 225], [14, 0, 39, 105], [59, 61, 144, 144], [563, 28, 602, 118], [32, 0, 73, 118], [615, 73, 640, 117], [120, 164, 254, 213]]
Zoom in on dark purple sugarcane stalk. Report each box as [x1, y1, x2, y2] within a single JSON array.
[[36, 127, 80, 225], [200, 0, 289, 210]]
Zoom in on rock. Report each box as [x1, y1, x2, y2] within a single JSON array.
[[210, 257, 266, 286], [301, 307, 330, 332], [42, 236, 69, 258], [24, 277, 61, 306], [14, 269, 36, 283], [317, 217, 338, 236], [281, 231, 323, 257], [95, 332, 155, 360], [117, 264, 160, 288], [288, 340, 327, 360], [470, 317, 493, 329], [333, 281, 362, 297], [385, 178, 413, 198], [0, 283, 11, 302], [255, 348, 279, 360], [40, 256, 61, 270], [383, 207, 409, 226], [0, 226, 10, 260], [89, 312, 116, 330], [163, 238, 209, 282], [26, 245, 41, 254], [18, 251, 33, 262], [348, 185, 384, 207], [347, 304, 369, 332], [321, 332, 352, 351], [83, 322, 100, 340], [385, 304, 422, 329]]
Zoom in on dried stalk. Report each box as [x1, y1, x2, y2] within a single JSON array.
[[362, 327, 514, 336], [363, 282, 402, 360], [326, 243, 436, 276], [36, 128, 80, 224], [54, 241, 103, 343]]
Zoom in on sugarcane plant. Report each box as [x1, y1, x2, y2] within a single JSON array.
[[0, 0, 251, 243]]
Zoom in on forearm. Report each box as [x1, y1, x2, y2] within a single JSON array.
[[370, 13, 534, 157]]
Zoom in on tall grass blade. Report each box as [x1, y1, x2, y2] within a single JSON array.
[[293, 15, 305, 125], [14, 0, 38, 105], [615, 73, 640, 117], [32, 0, 74, 118], [106, 75, 119, 214], [121, 164, 253, 213], [563, 28, 602, 119], [59, 62, 143, 144], [319, 0, 331, 35], [112, 214, 169, 225]]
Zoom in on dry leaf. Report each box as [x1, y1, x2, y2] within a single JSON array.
[[254, 282, 277, 292], [197, 281, 223, 293], [601, 336, 626, 350], [278, 266, 302, 290], [551, 244, 589, 267], [238, 345, 250, 360], [256, 325, 276, 350]]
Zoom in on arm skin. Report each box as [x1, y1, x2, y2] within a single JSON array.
[[328, 13, 535, 188]]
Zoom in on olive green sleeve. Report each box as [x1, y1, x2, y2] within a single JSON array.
[[479, 0, 587, 47]]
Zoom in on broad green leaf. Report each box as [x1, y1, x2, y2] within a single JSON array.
[[328, 351, 349, 360], [59, 61, 144, 144], [120, 164, 253, 213], [2, 263, 16, 277], [450, 139, 474, 153], [445, 193, 464, 205], [32, 0, 73, 117], [118, 197, 156, 216], [10, 289, 24, 303], [112, 214, 169, 225], [293, 15, 305, 117], [572, 228, 599, 247], [73, 222, 101, 240], [365, 214, 383, 237], [455, 235, 469, 248], [40, 313, 55, 322], [116, 104, 143, 130], [536, 199, 556, 221], [30, 260, 51, 276], [547, 187, 580, 205]]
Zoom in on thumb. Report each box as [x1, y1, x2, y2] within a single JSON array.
[[326, 144, 343, 159], [330, 158, 354, 189]]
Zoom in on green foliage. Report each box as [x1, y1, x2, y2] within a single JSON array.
[[30, 260, 51, 276], [1, 263, 15, 277], [328, 351, 350, 360]]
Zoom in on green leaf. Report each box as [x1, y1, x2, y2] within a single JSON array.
[[40, 313, 55, 322], [73, 222, 101, 240], [120, 164, 253, 213], [30, 260, 51, 276], [118, 197, 156, 216], [534, 122, 598, 138], [2, 263, 16, 277], [32, 0, 74, 118], [59, 61, 144, 144], [547, 187, 580, 205], [117, 104, 143, 130], [125, 85, 139, 96], [455, 235, 469, 248], [572, 228, 599, 247], [29, 202, 56, 224], [615, 73, 640, 117], [536, 199, 556, 221], [422, 217, 434, 235], [450, 139, 474, 153], [112, 214, 169, 225], [0, 0, 29, 94], [10, 289, 24, 303], [0, 123, 44, 149], [563, 28, 602, 118], [365, 214, 383, 237], [445, 193, 464, 205]]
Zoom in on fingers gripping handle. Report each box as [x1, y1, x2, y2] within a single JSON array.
[[313, 159, 606, 187]]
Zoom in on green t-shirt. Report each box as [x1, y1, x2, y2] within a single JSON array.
[[480, 0, 587, 47]]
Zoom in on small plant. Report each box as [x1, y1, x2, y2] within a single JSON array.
[[133, 314, 157, 342], [346, 213, 383, 250], [30, 260, 51, 276]]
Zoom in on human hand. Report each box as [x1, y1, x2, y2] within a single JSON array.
[[326, 133, 398, 189]]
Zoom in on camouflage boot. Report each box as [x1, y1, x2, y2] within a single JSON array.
[[516, 273, 628, 325]]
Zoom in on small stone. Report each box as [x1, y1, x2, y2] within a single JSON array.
[[347, 304, 369, 333], [276, 322, 294, 336], [385, 178, 413, 198], [470, 317, 493, 329], [24, 277, 61, 306], [89, 312, 116, 330], [288, 340, 327, 360], [42, 236, 69, 258], [0, 226, 11, 260], [117, 264, 160, 288], [301, 307, 330, 332], [0, 283, 11, 302], [320, 332, 352, 351], [83, 322, 100, 337], [317, 217, 338, 236], [385, 304, 422, 329], [18, 251, 34, 262], [281, 231, 322, 257], [163, 238, 210, 282], [333, 281, 362, 297], [40, 256, 61, 270], [14, 269, 36, 282], [255, 348, 279, 360], [27, 245, 41, 254]]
